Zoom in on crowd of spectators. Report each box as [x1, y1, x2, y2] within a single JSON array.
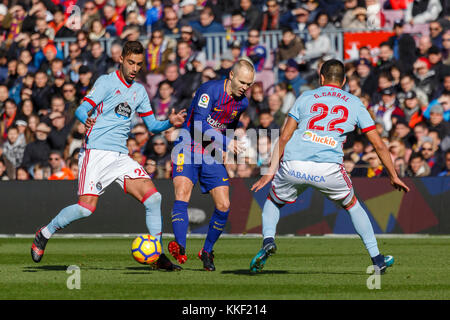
[[0, 0, 449, 181]]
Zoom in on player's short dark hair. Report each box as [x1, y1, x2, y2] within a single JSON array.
[[121, 41, 144, 58], [320, 59, 345, 84]]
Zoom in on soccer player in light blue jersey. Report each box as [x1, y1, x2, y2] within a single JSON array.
[[249, 59, 410, 274], [31, 41, 186, 271]]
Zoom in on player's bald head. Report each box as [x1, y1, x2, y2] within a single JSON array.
[[320, 59, 345, 86], [231, 57, 255, 78], [228, 58, 255, 98]]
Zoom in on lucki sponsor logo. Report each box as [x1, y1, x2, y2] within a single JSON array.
[[302, 131, 337, 148]]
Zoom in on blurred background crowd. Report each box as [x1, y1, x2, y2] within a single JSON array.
[[0, 0, 449, 181]]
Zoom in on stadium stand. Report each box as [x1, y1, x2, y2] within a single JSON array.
[[0, 0, 449, 180]]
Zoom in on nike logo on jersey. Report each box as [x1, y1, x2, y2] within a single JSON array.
[[222, 178, 229, 181], [214, 107, 223, 112]]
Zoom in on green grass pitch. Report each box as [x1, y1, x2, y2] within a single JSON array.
[[1, 236, 450, 300]]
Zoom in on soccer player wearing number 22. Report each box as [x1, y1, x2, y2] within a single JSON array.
[[250, 59, 410, 274], [31, 41, 187, 271]]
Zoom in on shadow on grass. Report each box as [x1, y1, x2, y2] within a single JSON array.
[[125, 266, 153, 271], [23, 265, 124, 272], [222, 269, 365, 276], [23, 265, 69, 272], [124, 266, 218, 273], [124, 266, 190, 274], [222, 269, 289, 275]]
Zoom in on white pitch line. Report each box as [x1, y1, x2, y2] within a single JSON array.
[[1, 233, 450, 239]]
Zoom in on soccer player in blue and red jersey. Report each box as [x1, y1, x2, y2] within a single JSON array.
[[249, 59, 410, 274], [168, 58, 255, 271], [31, 41, 186, 271]]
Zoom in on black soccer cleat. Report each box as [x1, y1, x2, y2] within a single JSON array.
[[198, 249, 215, 271], [154, 253, 182, 271], [31, 227, 48, 263], [168, 241, 188, 264]]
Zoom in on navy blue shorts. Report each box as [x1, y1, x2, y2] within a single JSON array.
[[172, 151, 229, 194]]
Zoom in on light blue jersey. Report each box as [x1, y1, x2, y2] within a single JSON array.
[[81, 70, 169, 154], [285, 84, 375, 164]]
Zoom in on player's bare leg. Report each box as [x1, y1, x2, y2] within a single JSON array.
[[168, 176, 193, 264], [125, 177, 181, 271], [31, 195, 98, 263]]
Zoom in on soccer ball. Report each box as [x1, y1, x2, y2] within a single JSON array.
[[131, 235, 162, 264]]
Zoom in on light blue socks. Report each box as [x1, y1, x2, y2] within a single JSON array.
[[262, 198, 281, 241], [43, 203, 94, 238], [347, 200, 380, 258], [142, 191, 163, 244]]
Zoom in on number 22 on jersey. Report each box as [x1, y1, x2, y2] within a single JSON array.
[[306, 103, 349, 134]]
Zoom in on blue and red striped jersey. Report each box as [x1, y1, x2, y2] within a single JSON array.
[[180, 79, 249, 153]]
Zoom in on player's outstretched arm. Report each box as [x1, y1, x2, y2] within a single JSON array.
[[365, 129, 410, 193], [251, 116, 298, 192], [141, 108, 186, 133]]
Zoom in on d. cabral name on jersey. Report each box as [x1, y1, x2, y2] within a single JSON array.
[[302, 131, 337, 148], [313, 91, 349, 102]]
